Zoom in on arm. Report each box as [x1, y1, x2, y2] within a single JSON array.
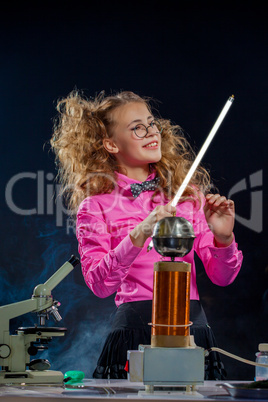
[[194, 193, 243, 286], [195, 229, 243, 286], [76, 198, 177, 297], [76, 200, 143, 298]]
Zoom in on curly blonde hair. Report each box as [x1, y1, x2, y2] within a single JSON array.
[[51, 90, 211, 214]]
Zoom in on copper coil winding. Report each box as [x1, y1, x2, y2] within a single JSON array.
[[151, 262, 191, 347]]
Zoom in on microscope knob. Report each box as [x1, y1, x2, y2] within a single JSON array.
[[0, 344, 11, 359], [28, 345, 38, 356]]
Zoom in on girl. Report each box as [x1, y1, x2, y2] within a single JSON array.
[[51, 90, 243, 380]]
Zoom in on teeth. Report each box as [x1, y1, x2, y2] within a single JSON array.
[[145, 142, 157, 148]]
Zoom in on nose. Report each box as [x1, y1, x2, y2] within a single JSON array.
[[146, 124, 159, 137]]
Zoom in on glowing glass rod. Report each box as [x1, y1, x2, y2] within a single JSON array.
[[147, 95, 235, 252], [171, 95, 234, 206]]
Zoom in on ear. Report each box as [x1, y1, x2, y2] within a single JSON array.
[[103, 138, 119, 154]]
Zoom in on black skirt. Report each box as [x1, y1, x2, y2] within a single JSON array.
[[93, 300, 226, 380]]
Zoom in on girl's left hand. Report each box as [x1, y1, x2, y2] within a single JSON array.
[[203, 194, 235, 247]]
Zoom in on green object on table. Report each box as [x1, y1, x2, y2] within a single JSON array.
[[64, 370, 85, 384]]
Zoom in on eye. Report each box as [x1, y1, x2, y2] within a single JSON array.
[[150, 119, 162, 133], [134, 124, 146, 131]]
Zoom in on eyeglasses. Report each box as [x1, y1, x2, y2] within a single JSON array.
[[133, 119, 163, 138]]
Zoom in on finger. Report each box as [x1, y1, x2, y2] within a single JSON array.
[[166, 199, 175, 208], [206, 194, 227, 207], [213, 196, 227, 207], [206, 193, 221, 203], [165, 204, 176, 215], [206, 193, 221, 200], [204, 195, 214, 213], [165, 200, 174, 207], [219, 198, 234, 207], [223, 199, 235, 209], [205, 193, 214, 199]]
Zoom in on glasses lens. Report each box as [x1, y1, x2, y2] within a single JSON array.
[[134, 124, 147, 138], [151, 119, 163, 134], [133, 120, 163, 138]]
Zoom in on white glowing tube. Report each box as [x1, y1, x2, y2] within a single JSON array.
[[171, 95, 234, 207], [147, 95, 234, 252]]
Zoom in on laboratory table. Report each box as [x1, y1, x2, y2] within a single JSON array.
[[0, 379, 268, 402]]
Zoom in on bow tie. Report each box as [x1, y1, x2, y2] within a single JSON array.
[[130, 177, 160, 198]]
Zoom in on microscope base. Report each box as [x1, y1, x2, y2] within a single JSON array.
[[0, 370, 64, 384]]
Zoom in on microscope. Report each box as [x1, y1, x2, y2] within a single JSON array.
[[0, 255, 80, 384]]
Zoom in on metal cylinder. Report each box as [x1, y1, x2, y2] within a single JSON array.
[[151, 261, 191, 348]]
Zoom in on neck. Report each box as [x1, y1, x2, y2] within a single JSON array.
[[119, 165, 150, 182]]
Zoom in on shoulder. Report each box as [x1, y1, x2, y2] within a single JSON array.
[[77, 193, 111, 216]]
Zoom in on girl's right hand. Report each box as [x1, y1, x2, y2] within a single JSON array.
[[129, 203, 176, 248]]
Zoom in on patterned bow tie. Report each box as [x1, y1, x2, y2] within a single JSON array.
[[130, 177, 160, 198]]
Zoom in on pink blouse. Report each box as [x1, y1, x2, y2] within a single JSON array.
[[76, 171, 243, 306]]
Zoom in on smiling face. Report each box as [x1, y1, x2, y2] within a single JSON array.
[[103, 102, 162, 178]]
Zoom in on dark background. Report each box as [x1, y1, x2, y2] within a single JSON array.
[[0, 1, 267, 380]]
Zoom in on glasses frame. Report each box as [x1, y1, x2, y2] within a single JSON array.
[[133, 119, 163, 138]]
